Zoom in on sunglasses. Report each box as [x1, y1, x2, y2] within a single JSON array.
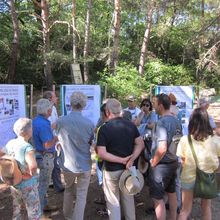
[[142, 103, 150, 107]]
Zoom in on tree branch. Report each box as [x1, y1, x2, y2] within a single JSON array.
[[32, 0, 43, 10], [48, 20, 71, 34]]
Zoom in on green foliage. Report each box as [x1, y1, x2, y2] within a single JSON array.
[[98, 63, 147, 106], [0, 0, 219, 94], [98, 60, 195, 105], [144, 59, 195, 86]]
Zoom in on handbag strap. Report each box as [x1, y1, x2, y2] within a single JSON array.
[[187, 135, 199, 167]]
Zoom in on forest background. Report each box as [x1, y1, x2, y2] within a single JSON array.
[[0, 0, 220, 105]]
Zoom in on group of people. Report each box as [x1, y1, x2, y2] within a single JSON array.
[[0, 91, 220, 220]]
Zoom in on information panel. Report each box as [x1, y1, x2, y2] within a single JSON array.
[[0, 84, 26, 148], [155, 85, 195, 135], [60, 85, 101, 126]]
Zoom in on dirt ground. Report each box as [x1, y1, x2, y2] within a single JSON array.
[[0, 156, 220, 220]]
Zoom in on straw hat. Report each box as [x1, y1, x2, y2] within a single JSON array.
[[0, 155, 22, 185], [119, 168, 144, 195]]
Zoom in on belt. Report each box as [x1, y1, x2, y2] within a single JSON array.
[[36, 151, 55, 155]]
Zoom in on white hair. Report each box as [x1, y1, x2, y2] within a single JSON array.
[[70, 92, 87, 110], [106, 98, 122, 115], [36, 98, 52, 115], [13, 118, 32, 137]]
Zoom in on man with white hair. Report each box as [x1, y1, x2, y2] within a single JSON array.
[[56, 91, 94, 220], [32, 98, 58, 213], [96, 98, 145, 220]]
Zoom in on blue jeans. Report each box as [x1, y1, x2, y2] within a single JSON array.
[[52, 152, 64, 192], [176, 162, 182, 210], [36, 152, 54, 212]]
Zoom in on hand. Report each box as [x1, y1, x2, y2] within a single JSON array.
[[121, 155, 132, 165], [126, 157, 135, 169], [150, 159, 155, 168], [51, 122, 56, 130]]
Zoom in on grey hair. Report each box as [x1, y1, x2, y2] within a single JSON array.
[[13, 118, 32, 137], [36, 98, 52, 115], [70, 92, 87, 110], [106, 98, 122, 115], [43, 91, 53, 100]]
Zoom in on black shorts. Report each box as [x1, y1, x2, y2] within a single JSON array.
[[148, 161, 178, 200]]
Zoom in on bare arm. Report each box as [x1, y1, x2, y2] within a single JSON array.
[[97, 146, 132, 164], [25, 150, 38, 176], [150, 140, 167, 167], [0, 149, 5, 157], [134, 111, 145, 126], [43, 136, 58, 149], [126, 136, 145, 168]]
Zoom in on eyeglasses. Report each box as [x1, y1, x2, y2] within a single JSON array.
[[142, 104, 150, 107]]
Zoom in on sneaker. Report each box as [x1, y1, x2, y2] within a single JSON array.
[[43, 205, 58, 212]]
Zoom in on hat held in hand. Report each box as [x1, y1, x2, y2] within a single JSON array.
[[0, 155, 23, 185], [119, 166, 144, 195]]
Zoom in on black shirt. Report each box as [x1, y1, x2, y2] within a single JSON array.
[[96, 117, 140, 171]]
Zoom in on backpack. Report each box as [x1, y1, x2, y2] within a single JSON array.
[[168, 128, 182, 155], [0, 155, 23, 185]]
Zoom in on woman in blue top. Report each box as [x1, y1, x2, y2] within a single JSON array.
[[135, 98, 157, 136], [5, 118, 41, 219]]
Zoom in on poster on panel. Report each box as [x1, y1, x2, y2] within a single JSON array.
[[0, 84, 26, 148], [155, 86, 195, 135], [60, 85, 101, 126]]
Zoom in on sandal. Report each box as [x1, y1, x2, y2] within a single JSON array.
[[96, 208, 108, 217], [94, 198, 106, 205]]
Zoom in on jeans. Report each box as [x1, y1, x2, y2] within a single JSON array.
[[176, 162, 182, 210], [63, 171, 91, 220], [96, 161, 103, 186], [103, 169, 136, 220], [52, 152, 64, 192], [36, 152, 54, 212]]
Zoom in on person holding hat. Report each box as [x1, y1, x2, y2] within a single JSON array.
[[124, 95, 141, 122], [96, 98, 145, 220]]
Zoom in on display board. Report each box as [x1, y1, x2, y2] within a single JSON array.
[[60, 85, 101, 126], [0, 84, 26, 148], [155, 85, 195, 135]]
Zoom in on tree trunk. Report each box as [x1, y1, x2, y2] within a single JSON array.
[[72, 0, 76, 63], [7, 0, 19, 83], [83, 0, 92, 83], [41, 0, 53, 90], [109, 0, 121, 74], [164, 0, 177, 62], [138, 1, 154, 75]]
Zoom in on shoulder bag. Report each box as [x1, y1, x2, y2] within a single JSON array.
[[188, 135, 217, 199]]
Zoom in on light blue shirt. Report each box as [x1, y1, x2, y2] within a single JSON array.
[[5, 137, 38, 188], [56, 111, 94, 173]]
